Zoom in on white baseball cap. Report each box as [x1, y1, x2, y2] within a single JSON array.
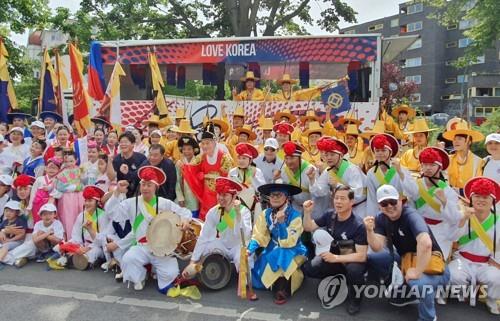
[[31, 120, 46, 129], [150, 129, 162, 137], [313, 229, 334, 256], [4, 200, 21, 211], [39, 203, 57, 213], [9, 127, 24, 134], [376, 184, 400, 203], [485, 133, 500, 144], [0, 175, 13, 186], [264, 138, 279, 150]]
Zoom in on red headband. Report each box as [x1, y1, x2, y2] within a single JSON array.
[[274, 123, 294, 135], [13, 174, 35, 188], [419, 148, 442, 167], [235, 143, 258, 159], [372, 135, 392, 151], [283, 141, 303, 157], [83, 186, 105, 201], [215, 178, 242, 195], [470, 178, 496, 200]]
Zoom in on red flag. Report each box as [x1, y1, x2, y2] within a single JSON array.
[[69, 43, 92, 136]]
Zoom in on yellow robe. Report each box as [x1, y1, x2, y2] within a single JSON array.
[[165, 140, 181, 161], [272, 87, 322, 102], [302, 147, 322, 167], [234, 88, 265, 101], [361, 145, 375, 173], [400, 148, 421, 173], [448, 151, 482, 189], [347, 147, 365, 167]]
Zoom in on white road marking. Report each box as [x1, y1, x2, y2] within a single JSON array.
[[0, 284, 320, 320]]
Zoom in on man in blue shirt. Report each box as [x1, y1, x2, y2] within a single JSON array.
[[364, 184, 449, 321]]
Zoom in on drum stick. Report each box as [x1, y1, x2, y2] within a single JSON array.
[[236, 205, 257, 301]]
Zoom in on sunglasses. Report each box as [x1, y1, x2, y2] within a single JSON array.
[[379, 199, 398, 208], [264, 147, 276, 152]]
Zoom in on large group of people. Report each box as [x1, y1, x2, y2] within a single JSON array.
[[0, 72, 498, 321]]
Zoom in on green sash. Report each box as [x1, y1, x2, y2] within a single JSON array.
[[328, 159, 350, 185], [458, 213, 497, 250], [132, 197, 158, 245], [374, 166, 396, 185], [415, 179, 448, 213], [284, 160, 310, 192]]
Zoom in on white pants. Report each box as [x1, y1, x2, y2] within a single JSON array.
[[449, 257, 500, 300], [1, 235, 37, 265], [104, 246, 127, 265], [122, 245, 179, 289], [52, 243, 104, 265], [192, 239, 253, 272], [84, 246, 104, 264]]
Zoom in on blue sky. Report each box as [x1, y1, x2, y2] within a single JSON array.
[[12, 0, 403, 45]]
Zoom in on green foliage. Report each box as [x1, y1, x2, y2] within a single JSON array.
[[165, 81, 216, 101], [13, 75, 39, 113], [50, 0, 357, 43], [471, 108, 500, 157], [0, 0, 51, 79], [424, 0, 500, 66]]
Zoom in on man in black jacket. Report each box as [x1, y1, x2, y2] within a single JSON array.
[[112, 131, 147, 197], [140, 144, 177, 201]]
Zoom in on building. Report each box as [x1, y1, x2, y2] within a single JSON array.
[[26, 29, 69, 79], [341, 1, 500, 121]]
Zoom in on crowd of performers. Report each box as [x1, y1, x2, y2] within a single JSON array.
[[0, 72, 498, 321]]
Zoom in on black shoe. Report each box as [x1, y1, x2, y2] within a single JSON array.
[[346, 298, 361, 315]]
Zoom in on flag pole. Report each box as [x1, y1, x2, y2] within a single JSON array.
[[53, 48, 63, 116], [38, 47, 47, 117]]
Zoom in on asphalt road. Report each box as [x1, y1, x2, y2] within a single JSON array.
[[0, 262, 495, 321]]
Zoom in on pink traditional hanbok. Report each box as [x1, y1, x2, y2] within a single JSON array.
[[51, 166, 84, 237], [28, 174, 56, 224]]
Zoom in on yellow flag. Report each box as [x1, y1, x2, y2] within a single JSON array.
[[148, 52, 168, 115], [0, 39, 18, 109]]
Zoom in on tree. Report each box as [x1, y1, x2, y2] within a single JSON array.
[[0, 0, 51, 78], [424, 0, 500, 67], [50, 0, 357, 47], [381, 63, 419, 112]]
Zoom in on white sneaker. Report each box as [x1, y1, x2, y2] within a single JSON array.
[[134, 281, 145, 291], [115, 272, 123, 280], [436, 296, 446, 305], [487, 298, 499, 315], [101, 261, 110, 271]]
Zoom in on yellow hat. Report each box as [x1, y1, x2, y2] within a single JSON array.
[[303, 121, 324, 137], [235, 124, 257, 141], [172, 119, 196, 135], [143, 114, 162, 126], [257, 118, 274, 131], [175, 108, 186, 119], [360, 120, 387, 139], [391, 104, 416, 119], [443, 119, 484, 143], [274, 108, 297, 124], [233, 105, 245, 118], [339, 109, 362, 126], [159, 116, 173, 128], [342, 124, 361, 137], [300, 110, 320, 124], [404, 118, 437, 135], [204, 117, 229, 135], [240, 71, 259, 82], [277, 73, 298, 85]]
